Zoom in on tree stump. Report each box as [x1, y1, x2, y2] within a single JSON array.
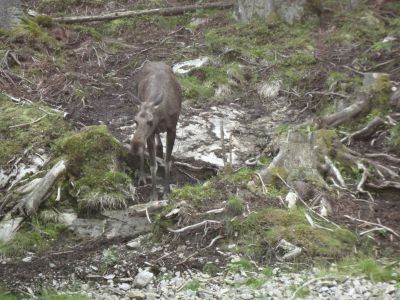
[[0, 0, 22, 29]]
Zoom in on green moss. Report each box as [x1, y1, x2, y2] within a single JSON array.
[[170, 183, 216, 205], [217, 168, 256, 187], [67, 24, 102, 41], [226, 195, 244, 216], [100, 17, 137, 35], [390, 123, 400, 146], [245, 277, 265, 289], [228, 258, 254, 272], [0, 219, 68, 257], [53, 125, 131, 214], [0, 290, 89, 300], [5, 17, 60, 50], [178, 76, 214, 99], [367, 73, 391, 110], [184, 280, 201, 291], [228, 208, 359, 261], [203, 262, 220, 276], [0, 94, 70, 166]]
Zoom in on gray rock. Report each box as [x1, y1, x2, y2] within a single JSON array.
[[0, 0, 22, 29], [118, 283, 131, 291], [127, 289, 146, 299], [134, 269, 154, 288]]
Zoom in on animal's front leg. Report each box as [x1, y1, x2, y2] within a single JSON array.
[[164, 130, 176, 194], [147, 134, 158, 201], [138, 147, 147, 185], [156, 133, 163, 159]]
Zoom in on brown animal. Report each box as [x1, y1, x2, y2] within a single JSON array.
[[131, 61, 182, 201]]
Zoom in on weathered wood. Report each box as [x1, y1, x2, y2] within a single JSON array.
[[52, 2, 234, 24], [12, 160, 67, 216]]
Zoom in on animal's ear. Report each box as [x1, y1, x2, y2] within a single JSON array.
[[153, 94, 163, 108]]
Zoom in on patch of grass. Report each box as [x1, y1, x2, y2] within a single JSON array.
[[291, 285, 310, 298], [227, 208, 360, 261], [0, 219, 68, 257], [337, 258, 400, 282], [217, 168, 256, 187], [203, 262, 220, 276], [262, 266, 273, 277], [4, 17, 60, 50], [184, 280, 201, 291], [245, 277, 265, 289], [228, 258, 254, 272], [0, 94, 71, 166], [100, 17, 137, 35], [67, 24, 102, 41], [226, 195, 244, 216], [178, 76, 214, 99], [170, 183, 217, 205], [390, 123, 400, 147]]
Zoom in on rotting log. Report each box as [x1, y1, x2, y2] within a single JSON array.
[[11, 160, 67, 216], [52, 2, 234, 24]]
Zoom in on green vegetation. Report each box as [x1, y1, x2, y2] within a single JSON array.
[[184, 280, 201, 291], [336, 258, 400, 283], [0, 290, 89, 300], [0, 94, 70, 166], [53, 125, 131, 213], [170, 183, 217, 205], [2, 17, 60, 50], [203, 262, 220, 276], [227, 208, 359, 261], [228, 258, 254, 272], [226, 195, 244, 216], [0, 219, 68, 257]]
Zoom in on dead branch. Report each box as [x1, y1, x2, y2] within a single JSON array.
[[174, 161, 218, 173], [204, 235, 223, 249], [11, 160, 67, 216], [167, 220, 221, 233], [356, 162, 374, 201], [344, 215, 400, 238], [364, 153, 400, 164], [9, 114, 47, 129], [341, 117, 385, 144], [366, 181, 400, 190], [52, 2, 234, 24], [318, 93, 370, 128]]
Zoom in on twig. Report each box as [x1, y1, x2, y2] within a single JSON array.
[[9, 115, 47, 129], [356, 162, 374, 202], [176, 251, 199, 266], [344, 215, 399, 238], [204, 235, 223, 249], [167, 220, 221, 233], [145, 207, 152, 224]]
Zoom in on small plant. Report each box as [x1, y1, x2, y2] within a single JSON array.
[[184, 279, 201, 291], [245, 277, 265, 289], [226, 195, 244, 216], [203, 262, 220, 276], [262, 266, 273, 277], [100, 248, 118, 272], [291, 286, 310, 298], [228, 258, 254, 272]]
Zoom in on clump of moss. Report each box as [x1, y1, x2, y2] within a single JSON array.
[[0, 94, 70, 166], [0, 219, 68, 257], [169, 183, 216, 205], [228, 208, 359, 261], [226, 195, 244, 216], [53, 125, 131, 214], [5, 17, 60, 50]]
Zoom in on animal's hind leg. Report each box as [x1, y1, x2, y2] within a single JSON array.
[[147, 134, 158, 202], [155, 133, 163, 159], [164, 129, 176, 194]]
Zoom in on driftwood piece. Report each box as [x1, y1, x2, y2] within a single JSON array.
[[11, 160, 66, 216], [52, 2, 234, 24]]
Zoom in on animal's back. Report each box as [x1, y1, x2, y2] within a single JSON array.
[[136, 61, 182, 131]]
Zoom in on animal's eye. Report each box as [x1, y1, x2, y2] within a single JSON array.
[[147, 120, 153, 126]]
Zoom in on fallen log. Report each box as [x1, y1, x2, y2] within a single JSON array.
[[52, 2, 234, 24], [11, 160, 67, 216]]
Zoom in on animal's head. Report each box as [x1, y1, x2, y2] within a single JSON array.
[[131, 95, 162, 154]]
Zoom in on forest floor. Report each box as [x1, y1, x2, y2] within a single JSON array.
[[1, 0, 400, 299]]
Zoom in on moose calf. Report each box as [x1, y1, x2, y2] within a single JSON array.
[[131, 61, 182, 201]]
